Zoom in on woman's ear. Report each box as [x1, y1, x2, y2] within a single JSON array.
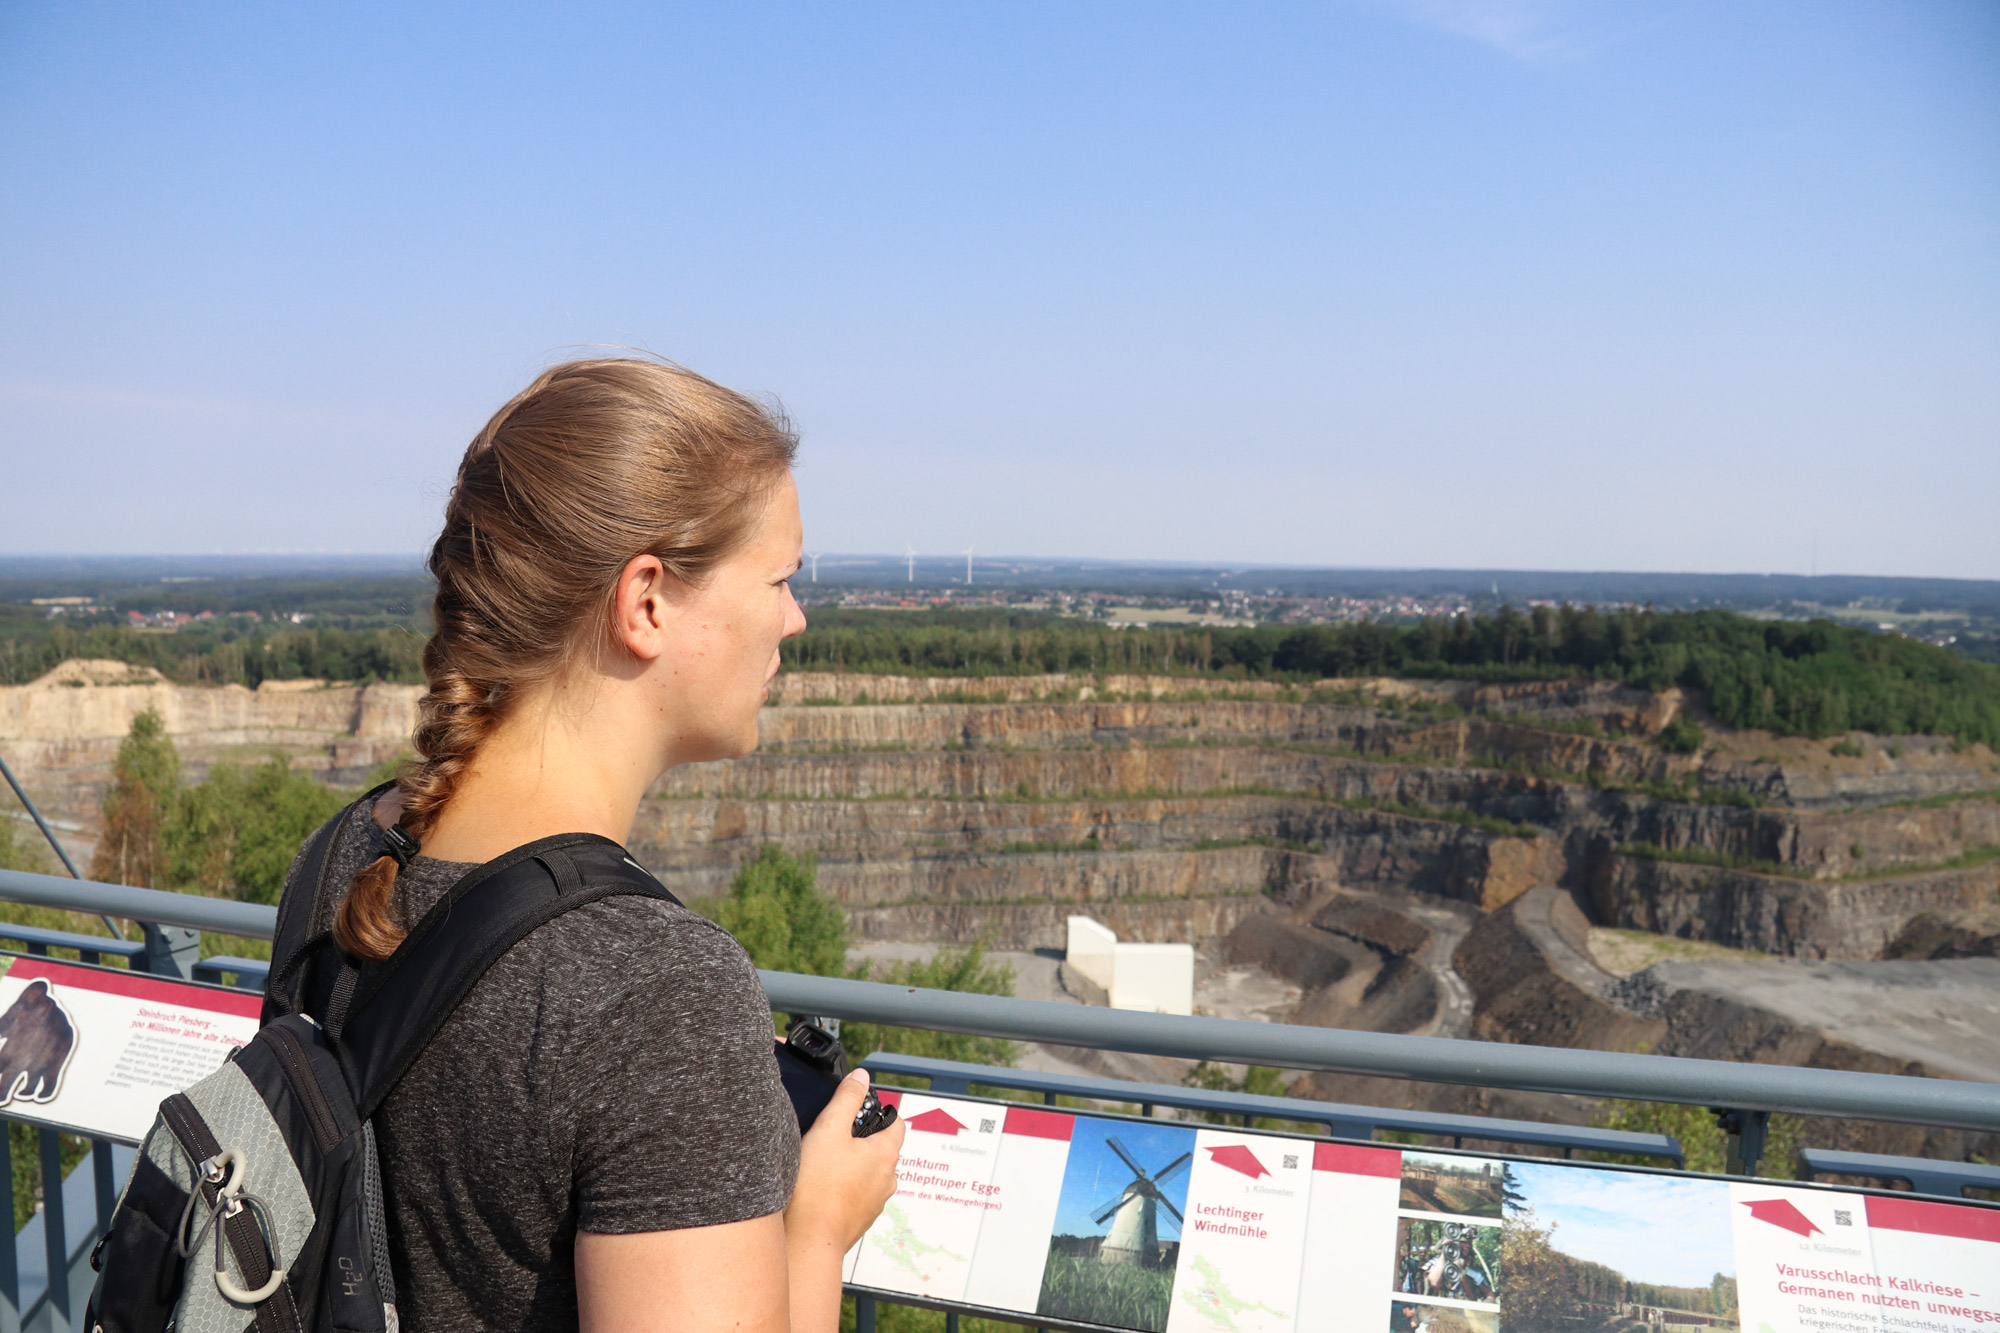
[[612, 554, 675, 661]]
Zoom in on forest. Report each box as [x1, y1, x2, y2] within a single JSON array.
[[789, 606, 2000, 746], [4, 602, 1997, 748]]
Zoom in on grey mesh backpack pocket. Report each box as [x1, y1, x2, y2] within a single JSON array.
[[87, 1014, 395, 1333]]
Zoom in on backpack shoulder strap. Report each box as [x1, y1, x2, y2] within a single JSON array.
[[263, 783, 395, 1023], [330, 833, 680, 1116]]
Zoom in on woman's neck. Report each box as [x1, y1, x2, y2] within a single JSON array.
[[411, 689, 663, 864]]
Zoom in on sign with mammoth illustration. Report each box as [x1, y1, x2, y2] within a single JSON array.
[[0, 955, 260, 1142]]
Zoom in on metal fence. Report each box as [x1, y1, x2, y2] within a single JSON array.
[[2, 865, 1998, 1333]]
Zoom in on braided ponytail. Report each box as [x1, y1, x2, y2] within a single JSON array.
[[333, 358, 797, 961]]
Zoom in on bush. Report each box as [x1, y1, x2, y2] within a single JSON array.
[[1654, 715, 1705, 755], [1590, 1099, 1802, 1177], [696, 845, 1019, 1070], [87, 711, 348, 905]]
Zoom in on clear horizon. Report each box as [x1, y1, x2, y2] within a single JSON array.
[[4, 3, 1995, 577]]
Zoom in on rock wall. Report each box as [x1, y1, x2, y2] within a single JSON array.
[[1586, 853, 2000, 959], [0, 659, 418, 848], [1453, 888, 1665, 1053], [1620, 957, 2000, 1161]]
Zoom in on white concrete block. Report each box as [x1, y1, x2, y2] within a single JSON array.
[[1110, 942, 1195, 1016], [1066, 915, 1119, 991]]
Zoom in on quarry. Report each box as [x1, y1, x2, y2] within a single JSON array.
[[4, 658, 1997, 1162]]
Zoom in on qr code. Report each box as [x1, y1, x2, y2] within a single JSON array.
[[1283, 1154, 1299, 1170], [980, 1118, 996, 1134], [1834, 1210, 1852, 1227]]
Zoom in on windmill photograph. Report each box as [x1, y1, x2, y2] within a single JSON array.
[[1038, 1117, 1197, 1332]]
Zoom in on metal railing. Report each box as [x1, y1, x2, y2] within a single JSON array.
[[3, 865, 1999, 1332], [856, 1052, 1687, 1163]]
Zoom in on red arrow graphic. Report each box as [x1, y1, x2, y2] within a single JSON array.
[[1741, 1198, 1822, 1238], [1206, 1144, 1270, 1179], [907, 1108, 967, 1136]]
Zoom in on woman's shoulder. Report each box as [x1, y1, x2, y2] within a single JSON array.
[[524, 893, 761, 988]]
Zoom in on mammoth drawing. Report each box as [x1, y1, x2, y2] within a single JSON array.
[[0, 979, 76, 1106]]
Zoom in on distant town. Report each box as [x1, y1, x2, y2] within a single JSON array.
[[2, 555, 1995, 665]]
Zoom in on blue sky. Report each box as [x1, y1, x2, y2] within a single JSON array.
[[3, 3, 1994, 575], [1050, 1117, 1194, 1241], [1509, 1162, 1736, 1289]]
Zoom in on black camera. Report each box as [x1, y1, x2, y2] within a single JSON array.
[[771, 1016, 897, 1138]]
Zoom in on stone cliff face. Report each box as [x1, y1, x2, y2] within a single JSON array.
[[1586, 853, 1999, 959], [8, 659, 1997, 1151], [0, 660, 418, 854]]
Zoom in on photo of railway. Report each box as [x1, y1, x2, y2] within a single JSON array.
[[1399, 1153, 1514, 1220]]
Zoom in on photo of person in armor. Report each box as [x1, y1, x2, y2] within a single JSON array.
[[1394, 1217, 1501, 1306]]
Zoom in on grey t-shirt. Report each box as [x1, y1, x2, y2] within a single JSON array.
[[291, 807, 801, 1332]]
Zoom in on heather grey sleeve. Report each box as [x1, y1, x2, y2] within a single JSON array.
[[564, 905, 802, 1234]]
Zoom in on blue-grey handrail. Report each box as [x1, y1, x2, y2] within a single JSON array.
[[761, 972, 2000, 1133], [0, 867, 275, 937], [859, 1052, 1686, 1163], [4, 866, 1998, 1135]]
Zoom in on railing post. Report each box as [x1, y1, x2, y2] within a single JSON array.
[[38, 1129, 68, 1332], [92, 1141, 117, 1246], [1714, 1108, 1770, 1177], [140, 922, 201, 979], [0, 1124, 18, 1333]]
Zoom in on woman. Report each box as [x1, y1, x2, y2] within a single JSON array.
[[284, 358, 903, 1331]]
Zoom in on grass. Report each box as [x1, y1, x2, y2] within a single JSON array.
[[1617, 840, 2000, 883], [1833, 843, 2000, 881], [838, 1298, 1017, 1333], [1864, 787, 2000, 813], [1189, 835, 1325, 854], [1037, 1252, 1175, 1332], [1616, 843, 1806, 879], [1588, 928, 1772, 974]]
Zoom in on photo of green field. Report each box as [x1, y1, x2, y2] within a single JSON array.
[[1037, 1251, 1176, 1332]]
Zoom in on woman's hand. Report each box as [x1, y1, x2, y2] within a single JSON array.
[[784, 1068, 904, 1333], [788, 1068, 904, 1252]]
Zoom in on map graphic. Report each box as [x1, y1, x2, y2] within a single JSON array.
[[869, 1200, 968, 1277], [1176, 1256, 1290, 1333]]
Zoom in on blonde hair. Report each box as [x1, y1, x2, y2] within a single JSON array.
[[336, 358, 798, 959]]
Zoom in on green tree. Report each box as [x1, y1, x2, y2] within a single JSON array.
[[1499, 1208, 1587, 1330], [90, 709, 180, 888], [707, 845, 859, 979], [166, 757, 350, 905], [0, 814, 53, 875], [697, 845, 1017, 1069], [1591, 1099, 1802, 1178], [1182, 1062, 1321, 1133]]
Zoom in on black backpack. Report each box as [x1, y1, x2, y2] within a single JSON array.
[[86, 791, 680, 1333]]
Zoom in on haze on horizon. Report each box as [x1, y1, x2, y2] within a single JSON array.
[[2, 2, 1994, 579]]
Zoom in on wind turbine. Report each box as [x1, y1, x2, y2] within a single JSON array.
[[1091, 1137, 1191, 1265], [964, 544, 974, 586], [806, 553, 821, 583], [904, 544, 916, 584]]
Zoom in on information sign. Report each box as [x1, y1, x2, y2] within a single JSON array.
[[846, 1092, 2000, 1333], [0, 954, 259, 1142]]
